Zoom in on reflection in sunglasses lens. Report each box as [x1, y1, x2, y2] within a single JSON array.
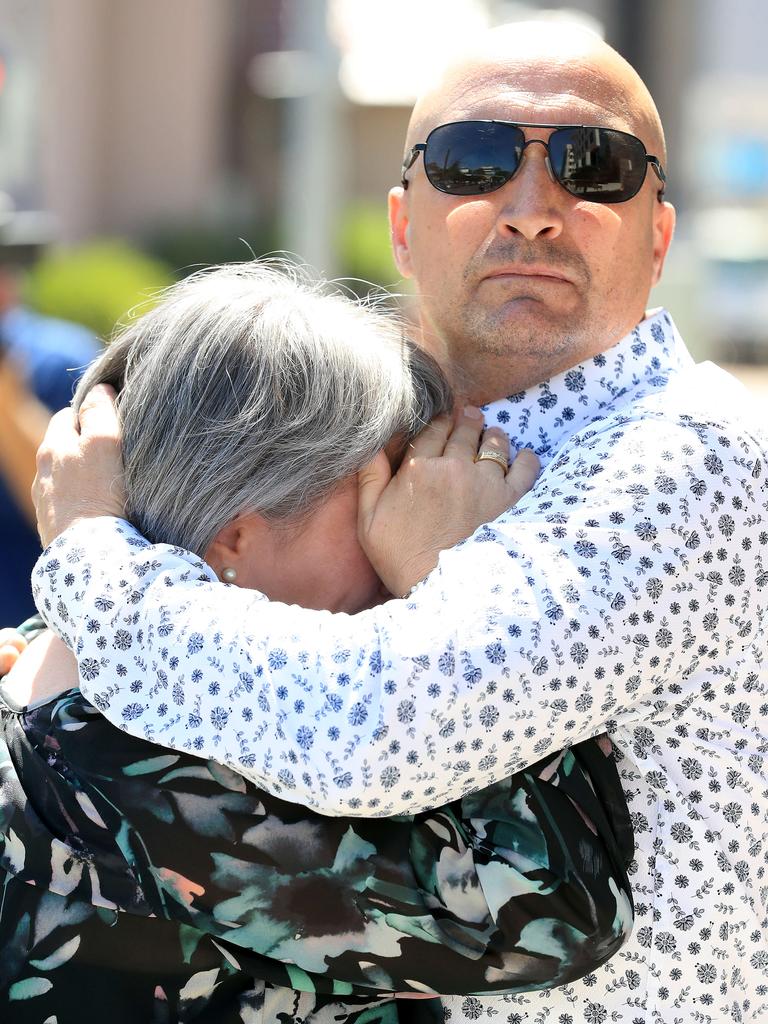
[[424, 122, 648, 201], [550, 128, 643, 199], [426, 123, 523, 195]]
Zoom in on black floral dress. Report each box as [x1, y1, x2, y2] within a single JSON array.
[[0, 626, 633, 1023]]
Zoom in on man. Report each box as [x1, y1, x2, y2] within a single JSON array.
[[26, 21, 768, 1024]]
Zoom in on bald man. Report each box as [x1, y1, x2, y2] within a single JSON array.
[[389, 22, 674, 398], [20, 21, 768, 1024]]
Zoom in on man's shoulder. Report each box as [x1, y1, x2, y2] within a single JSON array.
[[539, 362, 767, 497], [584, 360, 765, 452]]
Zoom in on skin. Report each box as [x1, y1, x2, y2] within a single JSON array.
[[206, 478, 386, 615], [0, 629, 27, 677], [389, 22, 676, 403]]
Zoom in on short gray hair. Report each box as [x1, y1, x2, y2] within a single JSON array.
[[74, 260, 452, 556]]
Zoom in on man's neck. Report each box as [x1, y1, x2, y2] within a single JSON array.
[[431, 313, 651, 406]]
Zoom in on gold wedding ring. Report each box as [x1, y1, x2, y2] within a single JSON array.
[[474, 448, 509, 472]]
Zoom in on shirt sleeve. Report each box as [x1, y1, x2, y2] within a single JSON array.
[[32, 412, 767, 815]]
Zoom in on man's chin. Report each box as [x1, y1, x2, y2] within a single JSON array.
[[470, 305, 579, 359]]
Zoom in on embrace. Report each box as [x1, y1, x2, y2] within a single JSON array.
[[2, 21, 767, 1024]]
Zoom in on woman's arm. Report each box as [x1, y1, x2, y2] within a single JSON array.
[[1, 629, 75, 705]]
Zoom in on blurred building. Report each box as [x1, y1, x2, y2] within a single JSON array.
[[0, 0, 766, 354]]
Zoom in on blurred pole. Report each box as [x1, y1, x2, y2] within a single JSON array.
[[280, 0, 342, 276]]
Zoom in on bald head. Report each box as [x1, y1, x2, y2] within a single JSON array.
[[406, 21, 666, 166]]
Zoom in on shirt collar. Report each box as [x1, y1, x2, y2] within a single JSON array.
[[482, 309, 694, 463]]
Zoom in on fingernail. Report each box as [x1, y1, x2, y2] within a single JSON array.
[[463, 405, 483, 420]]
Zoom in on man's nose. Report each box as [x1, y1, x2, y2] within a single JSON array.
[[493, 142, 565, 242]]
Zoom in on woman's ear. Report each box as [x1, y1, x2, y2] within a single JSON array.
[[204, 518, 251, 583]]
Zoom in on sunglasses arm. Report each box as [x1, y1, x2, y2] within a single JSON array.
[[401, 145, 426, 189], [648, 157, 667, 201]]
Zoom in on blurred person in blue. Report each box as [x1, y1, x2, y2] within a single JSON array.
[[0, 205, 100, 621]]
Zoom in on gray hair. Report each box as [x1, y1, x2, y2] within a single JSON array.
[[74, 260, 452, 556]]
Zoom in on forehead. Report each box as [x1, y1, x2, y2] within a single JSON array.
[[420, 60, 640, 140]]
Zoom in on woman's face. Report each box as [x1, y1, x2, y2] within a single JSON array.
[[231, 477, 387, 614]]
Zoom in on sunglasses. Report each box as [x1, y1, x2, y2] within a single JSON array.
[[401, 120, 666, 204]]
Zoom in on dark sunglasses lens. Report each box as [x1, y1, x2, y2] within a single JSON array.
[[548, 127, 647, 201], [424, 122, 524, 195]]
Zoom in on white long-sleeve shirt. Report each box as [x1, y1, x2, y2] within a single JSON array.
[[34, 310, 768, 1021]]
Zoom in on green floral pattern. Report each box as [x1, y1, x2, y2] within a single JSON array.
[[0, 676, 633, 1022]]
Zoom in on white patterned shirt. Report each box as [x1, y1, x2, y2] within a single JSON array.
[[34, 310, 768, 1022]]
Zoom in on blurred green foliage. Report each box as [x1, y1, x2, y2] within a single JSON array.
[[144, 221, 279, 277], [21, 209, 400, 342], [337, 202, 399, 293], [146, 207, 399, 293], [24, 240, 174, 341]]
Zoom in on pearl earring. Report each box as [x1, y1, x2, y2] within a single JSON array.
[[221, 567, 237, 583]]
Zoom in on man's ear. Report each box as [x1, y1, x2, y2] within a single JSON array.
[[388, 186, 414, 278], [651, 200, 676, 287]]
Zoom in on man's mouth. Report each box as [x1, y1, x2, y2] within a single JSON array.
[[482, 265, 573, 284]]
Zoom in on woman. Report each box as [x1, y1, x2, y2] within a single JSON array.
[[1, 263, 632, 1023]]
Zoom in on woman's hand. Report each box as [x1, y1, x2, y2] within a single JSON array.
[[0, 628, 27, 676], [358, 407, 539, 598], [0, 630, 78, 706]]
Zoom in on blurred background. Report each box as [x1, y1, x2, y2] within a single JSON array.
[[0, 0, 767, 622]]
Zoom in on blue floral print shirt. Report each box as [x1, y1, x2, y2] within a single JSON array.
[[33, 310, 768, 1022]]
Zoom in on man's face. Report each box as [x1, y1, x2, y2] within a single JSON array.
[[389, 63, 675, 402]]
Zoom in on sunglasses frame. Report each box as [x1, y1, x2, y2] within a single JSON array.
[[401, 120, 667, 204]]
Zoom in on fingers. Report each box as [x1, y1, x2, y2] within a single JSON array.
[[405, 413, 453, 460], [357, 450, 393, 535], [473, 426, 511, 472], [76, 383, 120, 439], [506, 447, 540, 502], [40, 407, 81, 457], [32, 384, 126, 549], [442, 406, 486, 458], [0, 629, 27, 676], [32, 407, 82, 516], [0, 628, 27, 653], [0, 647, 20, 675]]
